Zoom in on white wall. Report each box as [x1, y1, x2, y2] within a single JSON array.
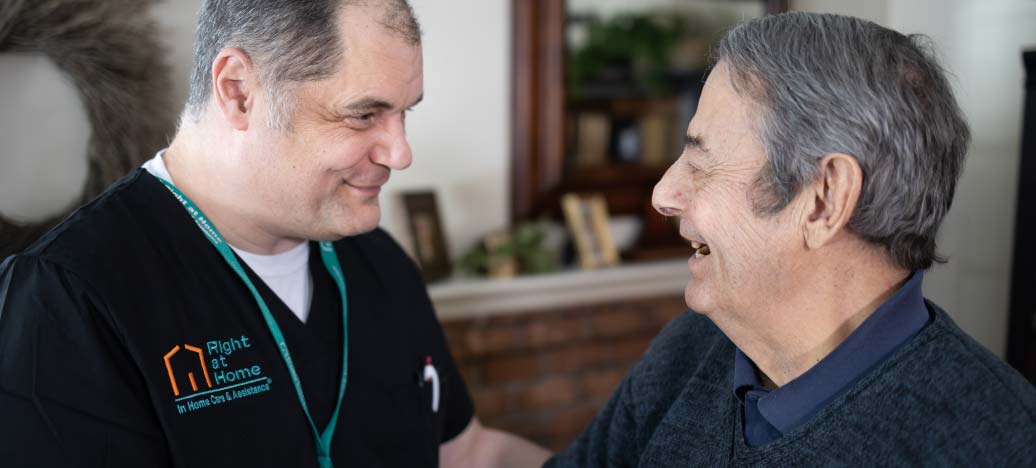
[[384, 0, 511, 258], [890, 0, 1036, 358], [792, 0, 888, 24], [794, 0, 1036, 356], [150, 1, 202, 113], [0, 0, 510, 259]]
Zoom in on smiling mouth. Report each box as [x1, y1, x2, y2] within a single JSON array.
[[343, 177, 388, 190], [346, 182, 382, 190], [691, 241, 711, 258]]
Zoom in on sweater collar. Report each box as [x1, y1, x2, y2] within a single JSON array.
[[733, 271, 931, 434]]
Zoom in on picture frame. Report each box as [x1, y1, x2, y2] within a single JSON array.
[[402, 191, 452, 283], [561, 193, 619, 270]]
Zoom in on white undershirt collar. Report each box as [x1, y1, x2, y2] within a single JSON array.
[[143, 150, 314, 322]]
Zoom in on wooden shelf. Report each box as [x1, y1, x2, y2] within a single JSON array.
[[564, 163, 667, 187]]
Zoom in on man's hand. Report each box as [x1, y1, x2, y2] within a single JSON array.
[[440, 418, 552, 468]]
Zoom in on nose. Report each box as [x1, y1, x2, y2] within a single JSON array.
[[652, 161, 688, 218], [372, 113, 413, 170]]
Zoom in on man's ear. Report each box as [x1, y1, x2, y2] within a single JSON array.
[[210, 48, 256, 131], [801, 153, 863, 250]]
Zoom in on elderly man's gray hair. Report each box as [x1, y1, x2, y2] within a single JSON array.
[[715, 12, 969, 271], [184, 0, 421, 129]]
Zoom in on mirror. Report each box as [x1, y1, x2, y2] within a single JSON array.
[[565, 1, 767, 172], [512, 0, 783, 260]]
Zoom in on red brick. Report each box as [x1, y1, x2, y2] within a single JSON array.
[[471, 388, 508, 419], [480, 413, 511, 431], [455, 363, 482, 386], [550, 406, 599, 440], [545, 436, 571, 453], [440, 318, 474, 334], [590, 309, 653, 338], [581, 368, 627, 399], [483, 354, 543, 385], [484, 411, 551, 443], [520, 376, 578, 409], [546, 342, 613, 373], [465, 327, 522, 356], [481, 311, 536, 327], [611, 334, 655, 362], [444, 295, 694, 453], [528, 431, 558, 452], [443, 328, 472, 360], [653, 297, 689, 324], [526, 317, 589, 350]]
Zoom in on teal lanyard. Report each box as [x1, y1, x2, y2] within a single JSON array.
[[158, 179, 347, 468]]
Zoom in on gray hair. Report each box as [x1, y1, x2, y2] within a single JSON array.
[[714, 12, 970, 271], [184, 0, 421, 129]]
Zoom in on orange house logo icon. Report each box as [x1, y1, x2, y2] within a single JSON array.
[[164, 344, 213, 396]]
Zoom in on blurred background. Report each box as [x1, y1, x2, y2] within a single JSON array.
[[1, 0, 1034, 450]]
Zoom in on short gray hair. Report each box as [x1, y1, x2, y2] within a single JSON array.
[[184, 0, 421, 129], [714, 12, 970, 271]]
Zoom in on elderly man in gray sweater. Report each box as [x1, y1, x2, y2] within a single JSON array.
[[547, 12, 1036, 467]]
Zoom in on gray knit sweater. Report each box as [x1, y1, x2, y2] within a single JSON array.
[[546, 304, 1036, 467]]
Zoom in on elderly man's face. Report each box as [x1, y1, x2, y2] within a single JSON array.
[[243, 5, 423, 241], [652, 62, 800, 318]]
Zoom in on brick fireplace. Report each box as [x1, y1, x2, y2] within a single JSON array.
[[441, 294, 688, 451]]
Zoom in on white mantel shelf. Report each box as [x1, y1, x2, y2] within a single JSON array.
[[428, 259, 690, 320]]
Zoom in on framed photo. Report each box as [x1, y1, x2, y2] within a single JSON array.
[[402, 191, 452, 283], [561, 193, 619, 270]]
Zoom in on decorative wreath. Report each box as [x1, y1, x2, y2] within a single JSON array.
[[0, 0, 175, 259]]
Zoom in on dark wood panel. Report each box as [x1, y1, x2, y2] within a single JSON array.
[[511, 0, 565, 222], [1007, 49, 1036, 382]]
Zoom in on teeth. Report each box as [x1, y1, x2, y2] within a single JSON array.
[[692, 242, 711, 258]]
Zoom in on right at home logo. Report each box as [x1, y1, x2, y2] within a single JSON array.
[[162, 335, 272, 414]]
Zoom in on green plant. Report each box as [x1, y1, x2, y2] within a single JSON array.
[[457, 223, 560, 277], [568, 13, 688, 97]]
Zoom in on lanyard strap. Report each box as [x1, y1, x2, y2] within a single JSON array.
[[159, 179, 347, 468]]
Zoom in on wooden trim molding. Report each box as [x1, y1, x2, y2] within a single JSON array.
[[511, 0, 565, 222]]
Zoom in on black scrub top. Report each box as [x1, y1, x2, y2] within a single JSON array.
[[0, 169, 474, 467]]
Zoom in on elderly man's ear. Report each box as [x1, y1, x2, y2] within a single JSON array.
[[800, 153, 864, 250], [211, 47, 257, 131]]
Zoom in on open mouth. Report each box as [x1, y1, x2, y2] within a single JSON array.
[[691, 241, 711, 258]]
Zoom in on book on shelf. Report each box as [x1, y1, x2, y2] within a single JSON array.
[[575, 112, 610, 167]]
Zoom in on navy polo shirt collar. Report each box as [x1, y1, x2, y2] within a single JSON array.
[[733, 271, 931, 446]]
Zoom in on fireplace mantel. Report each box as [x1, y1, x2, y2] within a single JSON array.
[[429, 259, 689, 320]]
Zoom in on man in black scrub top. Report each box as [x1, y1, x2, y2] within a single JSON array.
[[0, 1, 551, 467]]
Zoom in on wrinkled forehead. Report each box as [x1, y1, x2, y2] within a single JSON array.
[[690, 62, 762, 156]]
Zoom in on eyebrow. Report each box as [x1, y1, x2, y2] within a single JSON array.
[[685, 133, 708, 153], [339, 94, 424, 113]]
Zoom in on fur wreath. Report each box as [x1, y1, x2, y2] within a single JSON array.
[[0, 0, 175, 259]]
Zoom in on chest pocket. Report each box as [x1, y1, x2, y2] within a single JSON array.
[[334, 364, 441, 466]]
